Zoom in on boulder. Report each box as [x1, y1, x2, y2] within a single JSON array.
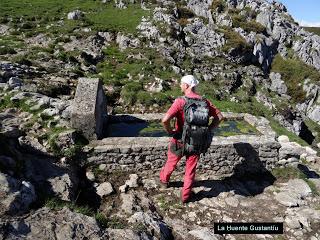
[[67, 10, 84, 20], [71, 78, 107, 140], [269, 72, 287, 95], [24, 156, 79, 201], [8, 77, 22, 89], [55, 130, 77, 151], [128, 211, 172, 239], [96, 182, 114, 197], [0, 173, 36, 215], [1, 207, 104, 239]]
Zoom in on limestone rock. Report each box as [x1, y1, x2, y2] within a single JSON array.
[[2, 207, 104, 239], [128, 211, 172, 239], [278, 135, 290, 143], [96, 182, 114, 197], [24, 156, 79, 201], [269, 72, 287, 95], [8, 77, 22, 89], [189, 227, 220, 240], [136, 18, 160, 40], [120, 193, 137, 214], [55, 130, 77, 151], [67, 10, 84, 20], [18, 136, 47, 154], [279, 141, 305, 160], [125, 174, 140, 188], [286, 179, 312, 198], [71, 78, 107, 140], [0, 173, 36, 215], [86, 171, 95, 181], [108, 229, 144, 240], [116, 33, 140, 50], [41, 108, 59, 117]]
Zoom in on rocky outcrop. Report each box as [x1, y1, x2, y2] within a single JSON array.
[[0, 173, 36, 215], [269, 72, 287, 95], [294, 29, 320, 71], [1, 207, 105, 239]]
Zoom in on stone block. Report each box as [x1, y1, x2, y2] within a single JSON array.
[[71, 78, 107, 140]]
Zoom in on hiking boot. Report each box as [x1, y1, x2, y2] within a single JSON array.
[[181, 191, 196, 204], [158, 179, 169, 189]]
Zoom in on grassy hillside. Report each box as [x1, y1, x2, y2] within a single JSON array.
[[0, 0, 150, 34], [303, 27, 320, 36]]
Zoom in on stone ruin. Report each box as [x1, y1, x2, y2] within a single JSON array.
[[71, 78, 107, 140]]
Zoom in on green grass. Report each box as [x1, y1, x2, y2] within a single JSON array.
[[95, 212, 126, 229], [271, 166, 306, 181], [0, 94, 33, 112], [157, 195, 183, 211], [45, 197, 94, 215], [271, 54, 320, 103], [0, 0, 150, 35], [231, 14, 266, 33], [271, 166, 319, 196]]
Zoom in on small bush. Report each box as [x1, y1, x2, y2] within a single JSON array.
[[211, 0, 227, 13], [11, 55, 32, 66], [221, 28, 252, 53], [177, 18, 189, 27], [120, 82, 143, 105], [0, 46, 16, 55], [176, 5, 194, 19], [231, 15, 266, 33]]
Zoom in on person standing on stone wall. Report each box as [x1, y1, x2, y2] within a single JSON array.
[[160, 75, 224, 203]]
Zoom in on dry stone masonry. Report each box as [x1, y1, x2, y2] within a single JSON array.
[[87, 113, 282, 176]]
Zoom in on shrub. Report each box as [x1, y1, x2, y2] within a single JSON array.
[[176, 5, 194, 19], [136, 91, 154, 106], [120, 82, 143, 105], [211, 0, 227, 13], [177, 18, 189, 27], [0, 47, 16, 55], [231, 15, 266, 33], [221, 28, 252, 53]]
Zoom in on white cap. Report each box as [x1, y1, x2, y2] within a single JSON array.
[[181, 75, 199, 88]]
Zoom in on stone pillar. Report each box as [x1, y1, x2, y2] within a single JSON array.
[[71, 78, 107, 140]]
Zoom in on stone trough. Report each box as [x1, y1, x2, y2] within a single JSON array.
[[70, 78, 282, 176], [86, 112, 282, 176]]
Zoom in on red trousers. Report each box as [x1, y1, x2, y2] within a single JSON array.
[[160, 138, 199, 202]]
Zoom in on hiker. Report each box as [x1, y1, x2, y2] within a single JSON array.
[[160, 75, 224, 203]]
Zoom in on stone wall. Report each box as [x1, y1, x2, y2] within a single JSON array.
[[86, 113, 284, 176], [71, 78, 107, 140]]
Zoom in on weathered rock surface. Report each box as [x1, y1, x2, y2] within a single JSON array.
[[71, 78, 107, 140], [67, 10, 84, 20], [0, 173, 36, 215], [24, 156, 79, 201], [1, 207, 104, 239], [96, 182, 114, 197]]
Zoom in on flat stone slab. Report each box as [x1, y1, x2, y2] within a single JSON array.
[[71, 78, 107, 140]]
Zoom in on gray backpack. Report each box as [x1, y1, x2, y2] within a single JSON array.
[[181, 96, 212, 155]]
